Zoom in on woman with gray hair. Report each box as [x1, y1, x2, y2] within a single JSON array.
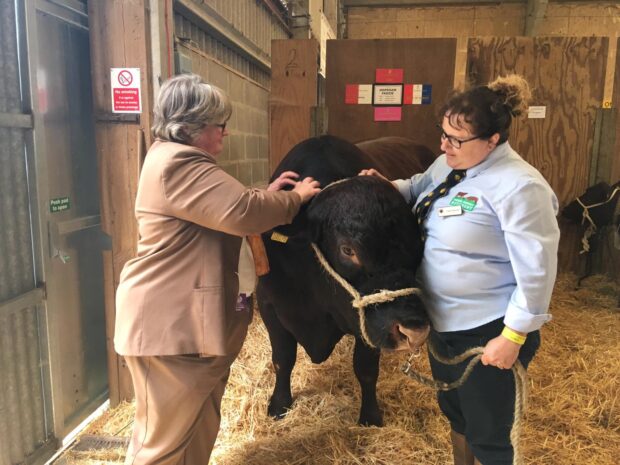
[[114, 73, 319, 464]]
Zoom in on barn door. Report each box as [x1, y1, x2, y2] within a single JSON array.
[[467, 37, 609, 271], [32, 0, 110, 438], [325, 38, 457, 152], [0, 0, 58, 462]]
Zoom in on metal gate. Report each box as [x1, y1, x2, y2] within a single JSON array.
[[0, 0, 108, 463]]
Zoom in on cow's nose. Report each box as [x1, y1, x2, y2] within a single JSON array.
[[394, 324, 430, 352]]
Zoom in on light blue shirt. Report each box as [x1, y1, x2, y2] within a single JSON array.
[[394, 142, 560, 333]]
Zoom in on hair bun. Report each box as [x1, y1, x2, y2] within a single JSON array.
[[487, 75, 531, 117]]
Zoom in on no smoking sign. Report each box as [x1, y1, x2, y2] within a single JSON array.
[[111, 68, 141, 113]]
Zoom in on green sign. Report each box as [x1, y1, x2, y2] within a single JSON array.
[[450, 196, 477, 211], [50, 197, 70, 213]]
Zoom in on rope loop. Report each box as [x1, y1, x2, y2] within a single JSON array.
[[576, 186, 620, 254], [401, 342, 529, 465], [310, 243, 421, 348]]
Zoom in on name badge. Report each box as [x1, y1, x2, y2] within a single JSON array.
[[437, 205, 463, 217]]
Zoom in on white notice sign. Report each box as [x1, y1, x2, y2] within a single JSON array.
[[358, 85, 373, 104], [111, 68, 141, 113], [373, 84, 403, 105], [528, 106, 546, 119]]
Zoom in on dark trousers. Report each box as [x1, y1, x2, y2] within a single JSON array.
[[428, 318, 540, 465]]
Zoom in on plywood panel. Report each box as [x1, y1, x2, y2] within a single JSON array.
[[467, 36, 608, 273], [269, 106, 311, 170], [269, 39, 318, 173], [326, 38, 456, 152], [613, 37, 620, 185], [271, 39, 318, 107]]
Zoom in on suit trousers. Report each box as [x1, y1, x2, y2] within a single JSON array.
[[428, 318, 540, 465], [123, 353, 239, 465]]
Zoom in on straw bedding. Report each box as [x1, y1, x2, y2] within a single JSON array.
[[63, 273, 618, 464]]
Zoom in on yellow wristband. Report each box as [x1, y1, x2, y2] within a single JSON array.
[[501, 327, 526, 345]]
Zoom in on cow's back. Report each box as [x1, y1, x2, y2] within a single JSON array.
[[356, 136, 436, 180]]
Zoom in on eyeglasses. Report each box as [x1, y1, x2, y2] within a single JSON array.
[[436, 124, 482, 149], [214, 122, 227, 132]]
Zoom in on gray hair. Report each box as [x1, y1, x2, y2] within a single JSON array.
[[152, 74, 232, 144]]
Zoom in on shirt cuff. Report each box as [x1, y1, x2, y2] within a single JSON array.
[[503, 303, 552, 333], [393, 179, 413, 203]]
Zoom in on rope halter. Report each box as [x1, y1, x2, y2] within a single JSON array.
[[576, 186, 620, 254], [310, 243, 421, 348]]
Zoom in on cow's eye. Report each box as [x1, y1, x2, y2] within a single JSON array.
[[340, 245, 355, 257]]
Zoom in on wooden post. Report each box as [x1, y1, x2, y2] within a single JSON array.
[[88, 0, 154, 405]]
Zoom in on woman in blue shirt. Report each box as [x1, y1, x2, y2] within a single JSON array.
[[361, 75, 560, 465]]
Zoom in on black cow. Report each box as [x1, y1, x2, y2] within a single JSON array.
[[562, 180, 620, 285], [256, 135, 436, 426]]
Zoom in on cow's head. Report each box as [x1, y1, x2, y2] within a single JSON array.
[[307, 176, 430, 351], [562, 181, 620, 229]]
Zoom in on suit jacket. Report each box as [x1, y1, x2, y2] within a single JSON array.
[[114, 141, 301, 356]]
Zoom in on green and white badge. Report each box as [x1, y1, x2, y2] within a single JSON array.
[[449, 192, 478, 211]]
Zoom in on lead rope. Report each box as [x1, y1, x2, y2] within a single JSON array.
[[401, 344, 529, 465], [310, 243, 420, 348], [576, 186, 620, 254]]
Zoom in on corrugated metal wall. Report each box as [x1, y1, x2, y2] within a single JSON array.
[[174, 13, 272, 87], [173, 0, 290, 186], [0, 0, 52, 463], [0, 6, 35, 303], [202, 0, 288, 56], [175, 0, 290, 87]]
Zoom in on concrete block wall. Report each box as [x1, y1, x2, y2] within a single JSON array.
[[174, 2, 288, 188], [346, 2, 620, 103], [180, 43, 271, 187]]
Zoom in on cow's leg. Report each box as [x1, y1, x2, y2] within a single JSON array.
[[259, 302, 297, 419], [353, 338, 383, 426]]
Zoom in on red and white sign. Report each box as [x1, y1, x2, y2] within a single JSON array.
[[345, 84, 373, 104], [111, 68, 141, 113], [375, 68, 404, 84], [374, 107, 402, 122]]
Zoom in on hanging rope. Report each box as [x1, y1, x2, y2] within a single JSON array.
[[310, 243, 420, 348], [576, 186, 620, 254], [401, 343, 529, 465]]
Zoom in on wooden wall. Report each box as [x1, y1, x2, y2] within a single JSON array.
[[343, 3, 619, 276], [270, 39, 319, 171], [88, 0, 154, 405], [467, 36, 609, 272], [345, 2, 620, 103], [325, 38, 456, 152], [613, 37, 620, 185]]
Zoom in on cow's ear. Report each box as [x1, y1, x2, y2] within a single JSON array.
[[272, 203, 310, 238], [306, 199, 330, 243]]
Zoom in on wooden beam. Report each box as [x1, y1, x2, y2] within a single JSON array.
[[259, 0, 292, 36], [524, 0, 548, 36], [88, 0, 154, 405], [0, 112, 33, 128]]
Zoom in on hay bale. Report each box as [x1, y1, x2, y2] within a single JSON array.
[[64, 273, 618, 464]]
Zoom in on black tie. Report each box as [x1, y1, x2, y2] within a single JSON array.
[[415, 169, 466, 235]]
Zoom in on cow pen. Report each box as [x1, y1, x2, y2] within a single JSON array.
[[51, 273, 618, 465], [3, 2, 620, 464]]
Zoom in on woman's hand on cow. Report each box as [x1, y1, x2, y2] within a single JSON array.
[[268, 171, 300, 191], [480, 334, 521, 370], [358, 169, 398, 189], [292, 177, 321, 203], [358, 168, 388, 180]]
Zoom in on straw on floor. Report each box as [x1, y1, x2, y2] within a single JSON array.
[[63, 273, 619, 465]]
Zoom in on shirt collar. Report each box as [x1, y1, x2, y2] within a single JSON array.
[[465, 141, 512, 179]]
